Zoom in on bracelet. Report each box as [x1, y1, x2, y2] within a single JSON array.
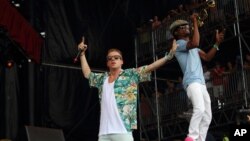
[[213, 44, 219, 51], [164, 51, 174, 60]]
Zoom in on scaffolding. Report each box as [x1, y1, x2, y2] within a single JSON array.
[[135, 0, 250, 140]]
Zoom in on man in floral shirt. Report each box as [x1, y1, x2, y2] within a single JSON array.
[[78, 40, 177, 141]]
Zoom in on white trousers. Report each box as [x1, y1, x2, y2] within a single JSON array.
[[186, 82, 212, 141]]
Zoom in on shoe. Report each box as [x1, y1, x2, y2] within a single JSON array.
[[184, 136, 194, 141]]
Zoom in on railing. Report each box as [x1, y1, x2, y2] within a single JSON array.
[[137, 0, 250, 140], [139, 69, 250, 140], [135, 0, 250, 64]]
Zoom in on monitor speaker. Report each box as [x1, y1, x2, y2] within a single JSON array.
[[25, 126, 65, 141]]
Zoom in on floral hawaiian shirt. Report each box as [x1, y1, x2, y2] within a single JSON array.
[[88, 66, 151, 131]]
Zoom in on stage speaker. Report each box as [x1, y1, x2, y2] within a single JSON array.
[[25, 126, 65, 141]]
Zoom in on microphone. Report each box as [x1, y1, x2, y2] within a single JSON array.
[[73, 36, 85, 63]]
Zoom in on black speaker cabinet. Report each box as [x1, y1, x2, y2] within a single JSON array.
[[25, 126, 65, 141]]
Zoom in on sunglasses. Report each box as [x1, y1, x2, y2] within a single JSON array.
[[178, 24, 189, 30], [107, 55, 122, 61]]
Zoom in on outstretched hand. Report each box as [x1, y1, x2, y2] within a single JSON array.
[[170, 39, 178, 53], [215, 28, 225, 45], [165, 39, 178, 60]]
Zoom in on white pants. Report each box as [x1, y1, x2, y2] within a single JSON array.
[[186, 83, 212, 141]]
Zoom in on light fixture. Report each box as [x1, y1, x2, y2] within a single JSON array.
[[40, 32, 46, 38], [6, 60, 14, 68]]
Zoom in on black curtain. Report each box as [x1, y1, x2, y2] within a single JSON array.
[[4, 65, 20, 140], [43, 0, 102, 140], [0, 29, 22, 141], [0, 30, 5, 138], [41, 66, 100, 141], [0, 64, 3, 138], [44, 0, 107, 67]]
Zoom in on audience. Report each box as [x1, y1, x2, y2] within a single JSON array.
[[243, 53, 250, 69], [152, 16, 162, 30]]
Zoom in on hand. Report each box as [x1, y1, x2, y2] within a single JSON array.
[[170, 39, 178, 53], [190, 13, 199, 21], [78, 41, 88, 52], [165, 39, 178, 60], [215, 28, 225, 45], [247, 114, 250, 123]]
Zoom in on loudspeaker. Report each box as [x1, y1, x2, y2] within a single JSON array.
[[25, 126, 65, 141]]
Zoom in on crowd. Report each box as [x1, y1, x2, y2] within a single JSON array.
[[137, 0, 250, 34]]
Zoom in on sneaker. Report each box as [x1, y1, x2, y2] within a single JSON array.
[[184, 136, 194, 141]]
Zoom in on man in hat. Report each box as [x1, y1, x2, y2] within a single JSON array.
[[169, 13, 225, 141]]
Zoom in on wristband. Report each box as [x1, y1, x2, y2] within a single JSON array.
[[213, 44, 219, 51], [164, 51, 174, 60]]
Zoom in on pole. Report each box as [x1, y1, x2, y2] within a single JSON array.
[[151, 30, 161, 141], [234, 0, 248, 107]]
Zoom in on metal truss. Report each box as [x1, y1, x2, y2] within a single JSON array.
[[136, 0, 250, 140]]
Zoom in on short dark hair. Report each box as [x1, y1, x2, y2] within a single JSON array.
[[107, 48, 123, 59]]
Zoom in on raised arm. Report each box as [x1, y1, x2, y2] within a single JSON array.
[[144, 39, 178, 73], [199, 29, 225, 61], [187, 13, 200, 49], [78, 40, 91, 79]]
